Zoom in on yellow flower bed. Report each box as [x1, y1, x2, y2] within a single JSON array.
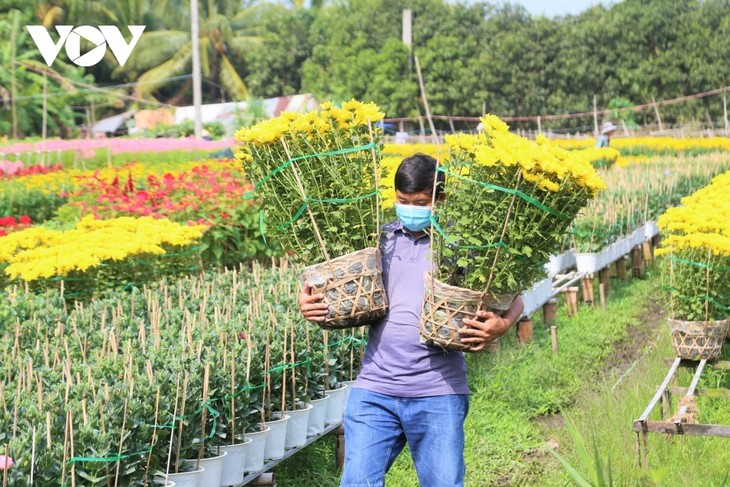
[[552, 136, 730, 152], [0, 215, 205, 281]]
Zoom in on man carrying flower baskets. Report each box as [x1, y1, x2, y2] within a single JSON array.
[[299, 153, 525, 487]]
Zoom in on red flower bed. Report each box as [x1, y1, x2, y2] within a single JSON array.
[[0, 162, 63, 178], [68, 162, 254, 225], [0, 215, 32, 236]]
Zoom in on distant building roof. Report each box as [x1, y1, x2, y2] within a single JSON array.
[[173, 94, 319, 129], [91, 111, 136, 134]]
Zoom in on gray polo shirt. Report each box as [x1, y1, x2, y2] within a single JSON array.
[[354, 220, 469, 397]]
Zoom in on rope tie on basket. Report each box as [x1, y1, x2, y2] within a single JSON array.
[[435, 167, 571, 219], [429, 215, 508, 250], [242, 142, 378, 200]]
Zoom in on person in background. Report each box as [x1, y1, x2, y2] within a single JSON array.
[[596, 121, 618, 147], [298, 153, 524, 487]]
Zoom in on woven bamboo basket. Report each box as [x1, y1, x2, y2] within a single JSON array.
[[420, 272, 515, 351], [669, 318, 729, 360], [300, 247, 388, 330]]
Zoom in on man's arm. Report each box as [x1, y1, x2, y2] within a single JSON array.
[[458, 295, 524, 352]]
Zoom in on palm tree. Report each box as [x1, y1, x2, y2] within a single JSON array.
[[122, 0, 268, 103], [33, 0, 117, 28]]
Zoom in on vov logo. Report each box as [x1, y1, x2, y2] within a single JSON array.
[[26, 25, 145, 67]]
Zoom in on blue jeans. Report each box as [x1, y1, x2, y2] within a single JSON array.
[[341, 388, 469, 487]]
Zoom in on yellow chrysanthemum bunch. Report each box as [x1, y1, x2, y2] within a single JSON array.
[[235, 100, 384, 148], [656, 170, 730, 321], [234, 100, 385, 265], [0, 215, 205, 281], [445, 115, 606, 195], [432, 115, 604, 293], [657, 172, 730, 257]]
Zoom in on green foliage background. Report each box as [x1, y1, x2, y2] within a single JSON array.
[[2, 0, 730, 137]]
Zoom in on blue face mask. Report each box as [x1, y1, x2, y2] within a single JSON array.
[[395, 203, 432, 232]]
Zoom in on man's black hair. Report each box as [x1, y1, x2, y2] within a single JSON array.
[[394, 153, 444, 197]]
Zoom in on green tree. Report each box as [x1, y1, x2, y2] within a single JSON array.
[[244, 5, 314, 98], [0, 8, 97, 138], [121, 0, 268, 103]]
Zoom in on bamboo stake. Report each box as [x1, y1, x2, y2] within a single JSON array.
[[144, 388, 161, 483], [69, 410, 76, 487], [281, 316, 287, 413], [175, 373, 189, 473], [165, 377, 181, 480], [264, 327, 271, 425], [113, 398, 129, 487], [291, 325, 296, 409], [230, 353, 236, 446], [30, 427, 36, 485], [197, 363, 210, 466], [46, 412, 52, 449], [480, 174, 521, 302], [280, 138, 335, 270]]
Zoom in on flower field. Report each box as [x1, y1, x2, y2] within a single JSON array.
[[2, 129, 730, 485]]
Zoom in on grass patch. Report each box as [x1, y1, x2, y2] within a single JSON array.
[[538, 295, 730, 486], [272, 272, 663, 485]]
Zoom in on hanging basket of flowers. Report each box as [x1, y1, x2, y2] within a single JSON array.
[[236, 100, 388, 329], [420, 115, 605, 350]]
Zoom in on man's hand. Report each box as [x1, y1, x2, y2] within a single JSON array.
[[298, 283, 330, 323], [459, 310, 512, 352]]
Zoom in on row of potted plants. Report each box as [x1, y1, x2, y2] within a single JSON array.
[[545, 153, 730, 276], [0, 259, 365, 486]]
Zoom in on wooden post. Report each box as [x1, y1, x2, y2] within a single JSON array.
[[631, 246, 644, 278], [598, 267, 610, 296], [550, 325, 558, 355], [599, 282, 607, 311], [652, 234, 661, 249], [581, 276, 595, 307], [565, 287, 579, 317], [642, 240, 653, 265], [414, 56, 439, 146], [251, 473, 277, 486], [334, 425, 346, 470], [542, 298, 558, 325], [616, 256, 628, 281], [652, 96, 663, 132], [517, 317, 534, 343]]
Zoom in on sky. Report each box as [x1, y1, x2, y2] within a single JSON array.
[[507, 0, 611, 17]]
